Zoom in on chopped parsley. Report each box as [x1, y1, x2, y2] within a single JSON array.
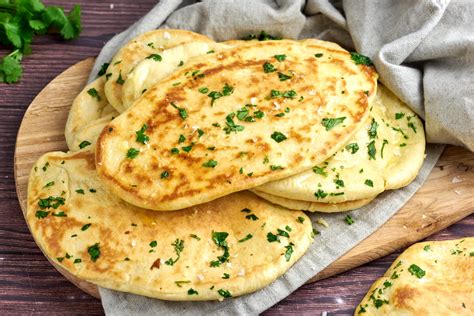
[[81, 223, 91, 231], [202, 159, 218, 168], [126, 148, 139, 159], [190, 234, 201, 241], [87, 243, 100, 262], [314, 189, 328, 199], [44, 181, 55, 188], [210, 231, 230, 267], [267, 232, 279, 243], [87, 88, 100, 101], [408, 122, 417, 133], [322, 117, 346, 131], [238, 234, 253, 243], [160, 171, 169, 179], [381, 139, 388, 158], [271, 131, 287, 143], [284, 243, 294, 262], [197, 128, 204, 137], [368, 119, 378, 139], [175, 280, 190, 287], [116, 71, 125, 85], [198, 87, 209, 94], [146, 54, 162, 61], [344, 215, 354, 225], [367, 140, 376, 160], [170, 102, 188, 120], [278, 72, 292, 81], [217, 289, 232, 298], [222, 273, 230, 279], [395, 112, 405, 120], [187, 288, 198, 295], [241, 208, 252, 213], [345, 143, 359, 154], [78, 140, 91, 149], [178, 134, 186, 143], [171, 148, 179, 154], [312, 166, 328, 177], [38, 196, 65, 209], [423, 245, 431, 251], [73, 258, 82, 264], [75, 189, 84, 194], [223, 113, 244, 134], [245, 214, 259, 221], [182, 143, 194, 153], [274, 54, 286, 61], [365, 179, 374, 187], [135, 124, 149, 144], [35, 210, 50, 219], [165, 239, 184, 266], [297, 217, 305, 223], [408, 264, 425, 278], [98, 63, 109, 76], [270, 165, 282, 171], [314, 53, 323, 58], [263, 62, 276, 73], [149, 240, 157, 247], [350, 52, 373, 66], [282, 90, 297, 98]]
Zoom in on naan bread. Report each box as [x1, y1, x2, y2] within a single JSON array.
[[356, 238, 473, 315], [122, 41, 232, 109], [96, 39, 378, 211], [255, 85, 425, 204], [65, 77, 119, 151], [252, 190, 374, 213], [27, 151, 313, 301], [104, 29, 214, 113]]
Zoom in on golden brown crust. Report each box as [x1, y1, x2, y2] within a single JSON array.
[[96, 39, 378, 211], [27, 151, 314, 301], [355, 238, 474, 315]]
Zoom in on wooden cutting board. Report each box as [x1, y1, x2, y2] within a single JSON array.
[[14, 58, 474, 298]]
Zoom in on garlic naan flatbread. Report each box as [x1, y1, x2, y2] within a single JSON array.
[[65, 76, 119, 151], [122, 41, 232, 109], [27, 151, 313, 301], [104, 29, 214, 113], [255, 85, 425, 205], [96, 39, 378, 211], [356, 238, 473, 315]]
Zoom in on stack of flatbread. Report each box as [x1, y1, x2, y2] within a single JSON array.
[[26, 30, 426, 301]]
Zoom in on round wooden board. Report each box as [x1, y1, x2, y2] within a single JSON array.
[[14, 59, 474, 299]]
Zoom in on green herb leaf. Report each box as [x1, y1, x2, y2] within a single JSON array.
[[368, 119, 378, 139], [395, 112, 405, 120], [321, 117, 346, 131], [160, 171, 169, 179], [202, 159, 217, 168], [135, 124, 149, 144], [217, 289, 232, 298], [408, 264, 425, 278], [367, 140, 376, 160], [365, 179, 374, 187], [170, 102, 188, 120], [87, 88, 100, 101], [263, 62, 276, 73], [274, 54, 286, 61], [238, 234, 253, 243], [344, 215, 354, 225], [284, 243, 294, 262], [98, 63, 109, 76], [345, 143, 359, 154], [350, 52, 373, 66], [78, 140, 91, 149], [126, 148, 139, 159], [245, 214, 259, 221], [146, 54, 162, 61], [116, 71, 125, 85], [314, 189, 328, 200], [187, 288, 198, 295], [88, 243, 100, 262], [81, 223, 91, 231], [314, 53, 323, 58], [271, 131, 287, 143], [278, 72, 292, 81]]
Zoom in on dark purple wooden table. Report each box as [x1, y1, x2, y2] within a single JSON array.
[[0, 1, 472, 314]]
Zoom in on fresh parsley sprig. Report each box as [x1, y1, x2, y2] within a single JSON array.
[[0, 0, 82, 83]]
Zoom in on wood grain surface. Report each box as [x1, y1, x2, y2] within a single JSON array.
[[1, 1, 473, 314]]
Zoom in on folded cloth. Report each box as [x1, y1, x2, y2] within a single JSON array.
[[89, 0, 468, 314]]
